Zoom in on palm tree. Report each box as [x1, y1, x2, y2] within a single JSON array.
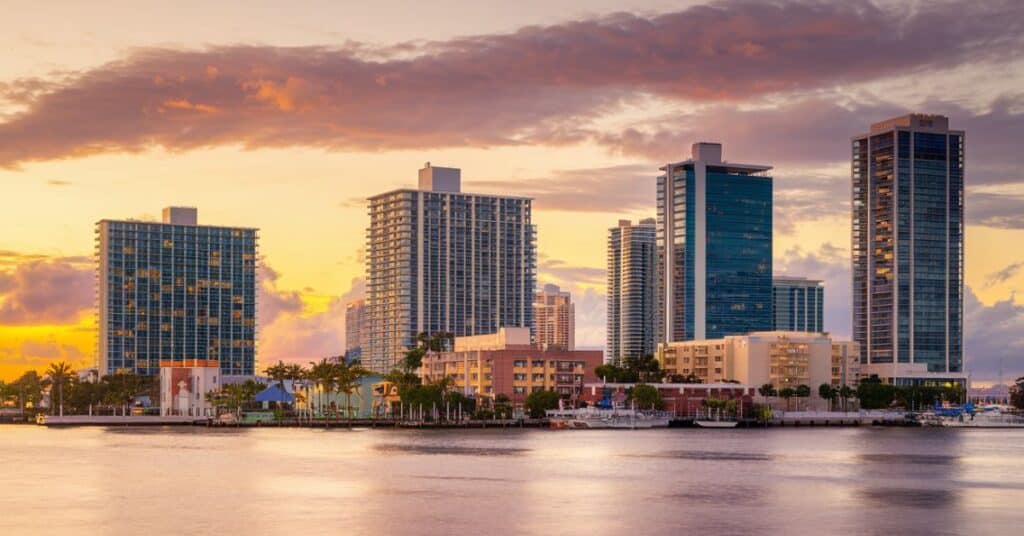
[[46, 361, 75, 416], [779, 387, 796, 411], [308, 358, 334, 417], [818, 384, 836, 411], [795, 384, 811, 411], [838, 385, 855, 411], [335, 362, 371, 420]]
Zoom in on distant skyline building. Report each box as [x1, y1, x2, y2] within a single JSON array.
[[772, 277, 824, 332], [365, 164, 536, 373], [656, 143, 773, 343], [852, 114, 965, 385], [534, 284, 575, 351], [97, 207, 257, 377], [607, 218, 658, 362], [345, 298, 367, 364]]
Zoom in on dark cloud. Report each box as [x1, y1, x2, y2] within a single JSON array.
[[470, 164, 654, 213], [0, 259, 94, 325], [967, 191, 1024, 230], [986, 262, 1024, 288], [964, 287, 1024, 382], [539, 257, 606, 286], [1, 1, 1022, 166]]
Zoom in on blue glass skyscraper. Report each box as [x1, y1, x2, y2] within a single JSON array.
[[97, 207, 258, 377], [852, 114, 965, 385], [772, 277, 824, 332], [656, 143, 773, 342]]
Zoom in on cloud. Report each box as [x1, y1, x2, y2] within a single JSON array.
[[539, 256, 605, 286], [1, 1, 1022, 166], [964, 287, 1024, 381], [986, 262, 1024, 288], [968, 191, 1024, 230], [471, 164, 654, 213], [0, 258, 94, 325], [257, 262, 302, 326], [256, 269, 365, 368]]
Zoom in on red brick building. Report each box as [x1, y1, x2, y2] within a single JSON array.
[[581, 382, 756, 418]]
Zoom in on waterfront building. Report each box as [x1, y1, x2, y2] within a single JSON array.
[[534, 284, 575, 351], [852, 114, 966, 386], [831, 341, 861, 388], [345, 299, 367, 364], [97, 207, 257, 377], [365, 164, 536, 373], [581, 382, 755, 418], [656, 331, 835, 393], [656, 143, 773, 343], [296, 374, 400, 418], [772, 277, 824, 332], [606, 218, 658, 362], [419, 328, 602, 407], [159, 365, 219, 416]]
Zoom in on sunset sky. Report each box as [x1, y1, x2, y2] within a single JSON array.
[[1, 0, 1023, 382]]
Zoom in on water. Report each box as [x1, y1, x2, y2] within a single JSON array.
[[2, 425, 1023, 535]]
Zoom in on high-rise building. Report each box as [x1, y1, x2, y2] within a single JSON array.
[[607, 218, 657, 362], [365, 164, 536, 373], [345, 298, 367, 364], [534, 284, 574, 351], [656, 143, 773, 343], [97, 207, 257, 377], [772, 277, 824, 332], [852, 114, 966, 385]]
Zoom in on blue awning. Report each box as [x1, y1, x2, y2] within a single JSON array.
[[255, 385, 294, 403]]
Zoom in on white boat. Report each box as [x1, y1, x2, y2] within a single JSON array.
[[938, 411, 1024, 428], [546, 407, 671, 429], [694, 407, 739, 428], [695, 419, 738, 428]]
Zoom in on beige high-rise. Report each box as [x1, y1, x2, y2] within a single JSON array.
[[534, 284, 574, 351]]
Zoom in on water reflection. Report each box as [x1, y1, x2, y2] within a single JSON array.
[[1, 425, 1023, 535]]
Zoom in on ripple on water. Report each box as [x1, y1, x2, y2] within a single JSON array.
[[372, 443, 530, 456], [857, 487, 960, 508], [623, 450, 775, 462]]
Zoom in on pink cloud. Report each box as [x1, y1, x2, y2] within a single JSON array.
[[0, 258, 93, 325], [0, 0, 1020, 167]]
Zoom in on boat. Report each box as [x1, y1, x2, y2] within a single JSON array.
[[546, 407, 671, 429], [694, 406, 739, 428], [920, 401, 1024, 428]]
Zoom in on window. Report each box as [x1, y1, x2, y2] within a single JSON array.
[[513, 360, 527, 368]]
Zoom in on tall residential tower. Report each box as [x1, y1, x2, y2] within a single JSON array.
[[365, 164, 536, 372], [772, 277, 824, 332], [97, 207, 257, 377], [345, 298, 367, 364], [534, 284, 575, 351], [852, 114, 965, 385], [656, 143, 773, 343], [607, 218, 657, 362]]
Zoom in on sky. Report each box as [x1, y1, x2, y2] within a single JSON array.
[[1, 0, 1023, 383]]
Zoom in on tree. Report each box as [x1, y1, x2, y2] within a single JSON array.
[[12, 371, 46, 410], [856, 374, 897, 410], [46, 361, 76, 416], [493, 393, 513, 419], [818, 384, 836, 411], [524, 390, 561, 418], [758, 383, 777, 398], [335, 361, 371, 418], [629, 384, 665, 410], [668, 373, 703, 384], [102, 373, 150, 413], [1011, 377, 1024, 410], [307, 358, 335, 416], [779, 387, 796, 411], [838, 385, 855, 411]]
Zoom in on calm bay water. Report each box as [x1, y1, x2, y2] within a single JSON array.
[[2, 425, 1023, 535]]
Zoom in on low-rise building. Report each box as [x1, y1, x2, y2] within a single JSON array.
[[420, 328, 603, 407], [581, 382, 756, 418], [159, 362, 220, 417], [657, 331, 845, 393]]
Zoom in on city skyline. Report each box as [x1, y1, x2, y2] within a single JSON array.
[[2, 1, 1024, 383]]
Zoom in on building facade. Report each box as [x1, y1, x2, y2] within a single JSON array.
[[97, 207, 257, 377], [852, 114, 965, 385], [772, 277, 824, 332], [831, 341, 861, 388], [607, 218, 657, 362], [657, 143, 773, 343], [365, 165, 536, 372], [534, 284, 574, 351], [419, 328, 602, 407], [345, 299, 367, 364], [656, 331, 840, 393]]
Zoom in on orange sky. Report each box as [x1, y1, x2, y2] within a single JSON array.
[[2, 0, 1023, 382]]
